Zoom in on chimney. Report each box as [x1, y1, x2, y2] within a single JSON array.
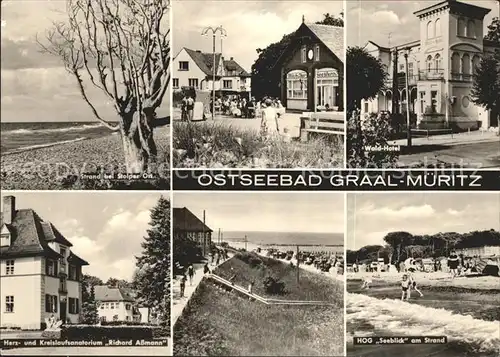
[[230, 57, 234, 61], [196, 50, 201, 53], [3, 195, 16, 225]]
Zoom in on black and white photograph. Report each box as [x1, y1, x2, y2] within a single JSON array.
[[172, 1, 345, 169], [0, 0, 170, 190], [346, 192, 500, 357], [172, 192, 344, 356], [0, 192, 171, 356], [346, 0, 500, 168]]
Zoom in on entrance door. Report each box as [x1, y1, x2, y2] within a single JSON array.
[[315, 68, 338, 111], [60, 302, 67, 323]]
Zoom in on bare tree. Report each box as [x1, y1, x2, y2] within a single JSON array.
[[38, 0, 170, 173]]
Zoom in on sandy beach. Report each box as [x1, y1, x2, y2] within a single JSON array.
[[1, 125, 170, 190]]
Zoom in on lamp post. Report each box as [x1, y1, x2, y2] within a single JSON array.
[[404, 50, 412, 147], [202, 26, 227, 120]]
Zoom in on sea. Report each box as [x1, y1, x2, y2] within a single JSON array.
[[221, 231, 344, 253], [0, 122, 119, 155]]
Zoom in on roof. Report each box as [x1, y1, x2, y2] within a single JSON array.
[[41, 222, 73, 247], [182, 48, 249, 77], [94, 285, 135, 302], [414, 0, 491, 20], [183, 48, 221, 76], [173, 207, 213, 233], [224, 59, 250, 77], [1, 209, 62, 259], [305, 23, 344, 59], [68, 251, 89, 266]]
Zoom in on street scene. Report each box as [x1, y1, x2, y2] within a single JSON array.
[[346, 0, 500, 168], [172, 1, 345, 168], [172, 192, 345, 356], [346, 193, 500, 357], [0, 192, 170, 356]]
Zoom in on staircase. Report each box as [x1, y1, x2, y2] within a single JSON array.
[[206, 273, 336, 306]]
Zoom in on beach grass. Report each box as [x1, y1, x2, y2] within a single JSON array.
[[173, 122, 343, 168], [0, 125, 170, 190], [173, 252, 344, 356]]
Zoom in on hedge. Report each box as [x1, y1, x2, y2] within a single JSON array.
[[61, 325, 155, 340]]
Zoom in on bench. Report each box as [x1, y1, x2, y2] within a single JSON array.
[[410, 128, 453, 139], [300, 112, 345, 142]]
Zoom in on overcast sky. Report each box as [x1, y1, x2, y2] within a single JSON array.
[[1, 192, 166, 282], [174, 192, 344, 234], [1, 0, 169, 122], [347, 0, 498, 47], [173, 0, 344, 71], [347, 193, 500, 250]]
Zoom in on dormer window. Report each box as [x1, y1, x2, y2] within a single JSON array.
[[0, 233, 10, 247], [46, 259, 58, 277]]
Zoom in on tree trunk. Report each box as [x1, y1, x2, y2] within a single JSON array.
[[121, 111, 157, 174]]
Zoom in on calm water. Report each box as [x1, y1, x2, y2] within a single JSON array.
[[0, 122, 117, 154], [223, 231, 344, 253]]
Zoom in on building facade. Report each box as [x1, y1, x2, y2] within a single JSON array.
[[173, 48, 251, 97], [173, 207, 212, 257], [94, 286, 141, 323], [0, 196, 88, 330], [361, 0, 499, 129], [278, 21, 344, 112]]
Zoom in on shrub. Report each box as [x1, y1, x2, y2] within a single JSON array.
[[100, 321, 154, 326], [41, 330, 61, 339], [235, 252, 262, 268], [61, 325, 155, 340], [262, 276, 286, 295], [347, 110, 399, 168]]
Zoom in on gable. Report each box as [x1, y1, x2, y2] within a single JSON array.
[[1, 224, 11, 235]]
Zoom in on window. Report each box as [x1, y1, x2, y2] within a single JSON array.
[[420, 92, 425, 113], [451, 52, 460, 74], [59, 247, 67, 274], [434, 54, 441, 71], [100, 303, 104, 310], [467, 20, 475, 38], [426, 55, 433, 72], [462, 54, 471, 74], [301, 46, 306, 63], [364, 102, 369, 113], [69, 298, 79, 314], [5, 296, 14, 312], [110, 302, 115, 309], [0, 234, 9, 247], [457, 18, 466, 36], [188, 78, 199, 88], [472, 55, 481, 74], [126, 304, 131, 310], [46, 259, 57, 276], [173, 78, 179, 89], [113, 315, 119, 321], [59, 277, 67, 293], [68, 265, 77, 280], [45, 294, 58, 313], [315, 45, 320, 62], [223, 80, 232, 89], [179, 61, 189, 71], [399, 64, 404, 71], [100, 316, 106, 322], [126, 316, 131, 321], [408, 63, 414, 78], [431, 90, 438, 112], [5, 260, 14, 275], [435, 18, 441, 37], [427, 21, 434, 39]]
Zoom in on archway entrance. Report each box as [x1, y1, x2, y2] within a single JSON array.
[[286, 69, 308, 111]]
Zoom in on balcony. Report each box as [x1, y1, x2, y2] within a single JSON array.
[[450, 72, 473, 82], [418, 69, 445, 80]]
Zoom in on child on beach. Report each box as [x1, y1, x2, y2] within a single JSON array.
[[401, 274, 411, 300], [361, 275, 373, 289], [408, 271, 424, 297]]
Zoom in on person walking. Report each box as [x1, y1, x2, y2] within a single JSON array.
[[187, 264, 194, 286], [203, 263, 211, 275], [260, 98, 279, 137], [448, 250, 459, 279], [180, 274, 187, 297], [186, 94, 195, 122]]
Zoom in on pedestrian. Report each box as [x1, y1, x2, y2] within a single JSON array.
[[203, 263, 210, 275], [180, 274, 187, 297], [187, 264, 194, 286], [401, 274, 410, 301], [248, 279, 254, 294], [186, 94, 195, 122], [448, 250, 459, 279], [216, 252, 220, 265]]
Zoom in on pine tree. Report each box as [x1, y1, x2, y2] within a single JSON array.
[[134, 196, 171, 333], [80, 282, 99, 324]]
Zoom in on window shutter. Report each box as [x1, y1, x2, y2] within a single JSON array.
[[45, 294, 50, 312], [54, 296, 58, 313], [76, 298, 80, 314]]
